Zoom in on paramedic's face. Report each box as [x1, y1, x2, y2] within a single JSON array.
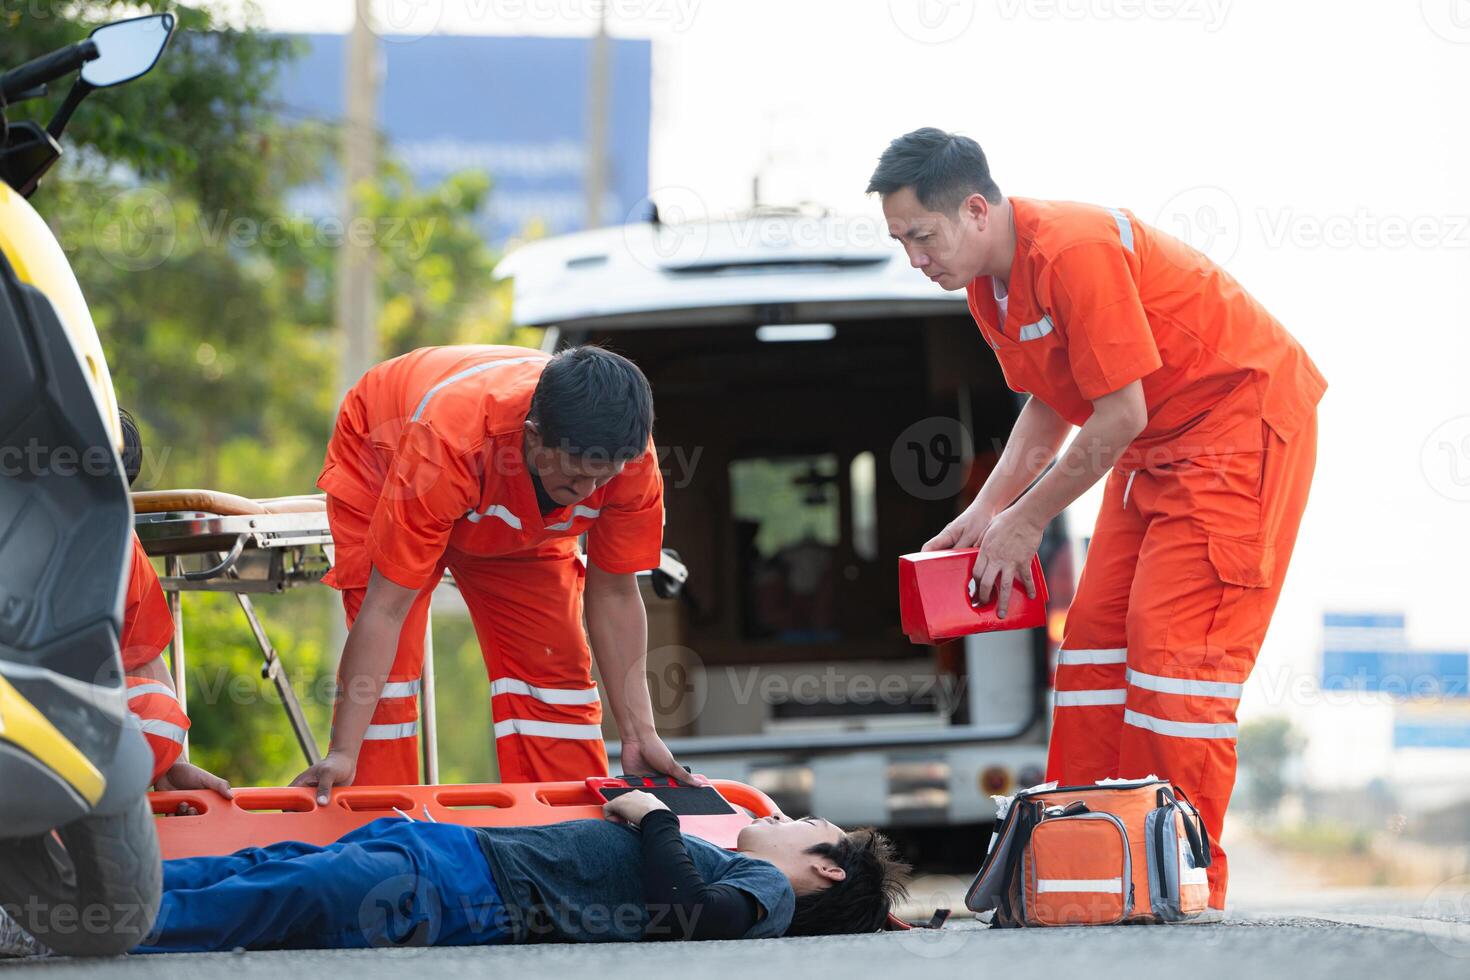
[[884, 186, 989, 291], [524, 423, 627, 505]]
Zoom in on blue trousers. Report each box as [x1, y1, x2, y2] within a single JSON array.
[[134, 818, 508, 952]]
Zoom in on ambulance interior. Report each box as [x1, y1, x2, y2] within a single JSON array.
[[569, 313, 1073, 758]]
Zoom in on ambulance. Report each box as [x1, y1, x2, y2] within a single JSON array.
[[498, 207, 1084, 852]]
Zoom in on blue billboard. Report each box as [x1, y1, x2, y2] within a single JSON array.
[[276, 33, 652, 241], [1394, 714, 1470, 749], [1320, 611, 1468, 698]]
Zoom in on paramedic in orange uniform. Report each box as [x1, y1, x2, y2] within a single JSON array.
[[291, 345, 685, 798], [870, 129, 1326, 914], [119, 411, 232, 799]]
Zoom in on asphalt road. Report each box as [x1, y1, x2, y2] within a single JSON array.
[[6, 906, 1470, 980], [7, 831, 1469, 977]]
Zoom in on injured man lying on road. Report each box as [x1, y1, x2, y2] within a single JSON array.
[[134, 791, 910, 950]]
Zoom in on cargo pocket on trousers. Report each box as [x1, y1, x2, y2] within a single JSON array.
[[1202, 534, 1275, 672]]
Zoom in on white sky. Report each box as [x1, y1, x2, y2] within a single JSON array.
[[238, 0, 1470, 783]]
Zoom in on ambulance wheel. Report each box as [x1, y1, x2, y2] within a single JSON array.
[[0, 795, 162, 956]]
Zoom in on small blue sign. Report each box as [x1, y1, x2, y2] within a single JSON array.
[[1322, 650, 1469, 698], [1394, 718, 1470, 749]]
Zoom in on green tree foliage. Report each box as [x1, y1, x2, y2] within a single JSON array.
[[1238, 716, 1307, 815], [7, 3, 530, 785]]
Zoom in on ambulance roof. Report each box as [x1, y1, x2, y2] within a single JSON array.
[[496, 208, 968, 330]]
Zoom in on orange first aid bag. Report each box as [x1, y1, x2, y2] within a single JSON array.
[[964, 778, 1211, 927]]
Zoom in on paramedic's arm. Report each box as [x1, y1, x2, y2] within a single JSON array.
[[585, 563, 693, 784], [290, 569, 417, 802], [974, 382, 1147, 615], [132, 655, 233, 799], [923, 395, 1074, 552]]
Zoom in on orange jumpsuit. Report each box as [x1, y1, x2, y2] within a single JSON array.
[[966, 198, 1327, 909], [121, 533, 190, 783], [317, 346, 665, 785]]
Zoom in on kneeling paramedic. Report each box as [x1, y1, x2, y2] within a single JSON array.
[[132, 793, 909, 949], [294, 345, 687, 795], [870, 129, 1326, 913]]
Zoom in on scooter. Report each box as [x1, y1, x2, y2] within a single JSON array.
[[0, 13, 176, 956]]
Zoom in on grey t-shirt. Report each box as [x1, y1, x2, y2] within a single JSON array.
[[475, 819, 795, 943]]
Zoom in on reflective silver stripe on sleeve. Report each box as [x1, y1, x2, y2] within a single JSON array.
[[1108, 207, 1135, 252], [1057, 648, 1128, 666], [410, 355, 546, 422], [1126, 668, 1243, 700], [1054, 688, 1127, 707], [493, 718, 605, 741], [380, 679, 422, 699], [544, 505, 602, 532], [137, 718, 187, 744], [126, 682, 177, 702], [464, 504, 522, 530], [490, 678, 600, 705], [1018, 315, 1054, 341], [1124, 709, 1237, 740], [363, 721, 420, 740]]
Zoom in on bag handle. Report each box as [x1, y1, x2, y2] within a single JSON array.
[[1171, 786, 1213, 869]]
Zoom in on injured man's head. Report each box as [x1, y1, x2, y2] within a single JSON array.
[[737, 814, 910, 936]]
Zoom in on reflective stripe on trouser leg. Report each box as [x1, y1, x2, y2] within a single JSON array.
[[454, 550, 610, 783], [1047, 465, 1147, 786], [1048, 648, 1127, 786], [1119, 414, 1319, 910], [490, 686, 607, 782], [337, 576, 439, 786]]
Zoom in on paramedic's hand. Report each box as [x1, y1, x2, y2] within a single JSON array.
[[290, 750, 357, 805], [620, 733, 697, 786], [971, 507, 1040, 620], [603, 790, 670, 828], [923, 502, 999, 553], [156, 761, 234, 815]]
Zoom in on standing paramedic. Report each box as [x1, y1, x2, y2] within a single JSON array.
[[291, 345, 689, 796], [869, 128, 1326, 915]]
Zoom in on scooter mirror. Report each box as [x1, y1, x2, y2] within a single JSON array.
[[80, 13, 175, 89]]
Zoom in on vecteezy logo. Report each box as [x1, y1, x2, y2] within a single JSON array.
[[92, 187, 177, 272], [366, 0, 445, 42], [623, 186, 710, 270], [888, 0, 976, 43], [1421, 0, 1470, 43], [891, 417, 974, 501], [1154, 185, 1242, 267], [1421, 415, 1470, 502]]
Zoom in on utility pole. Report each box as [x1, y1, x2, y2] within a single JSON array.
[[584, 4, 610, 229], [338, 0, 380, 399]]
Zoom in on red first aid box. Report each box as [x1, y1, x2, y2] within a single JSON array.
[[898, 549, 1048, 644]]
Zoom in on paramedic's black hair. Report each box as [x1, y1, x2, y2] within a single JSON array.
[[119, 408, 143, 486], [529, 346, 654, 462], [866, 127, 1002, 213], [786, 829, 910, 937]]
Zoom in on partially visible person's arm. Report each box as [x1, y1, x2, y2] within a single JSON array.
[[585, 563, 692, 784], [131, 656, 234, 800], [290, 568, 417, 802]]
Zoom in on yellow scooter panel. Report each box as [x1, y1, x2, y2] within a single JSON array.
[[0, 181, 122, 449]]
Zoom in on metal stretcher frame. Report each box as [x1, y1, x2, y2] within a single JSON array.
[[133, 491, 690, 787]]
